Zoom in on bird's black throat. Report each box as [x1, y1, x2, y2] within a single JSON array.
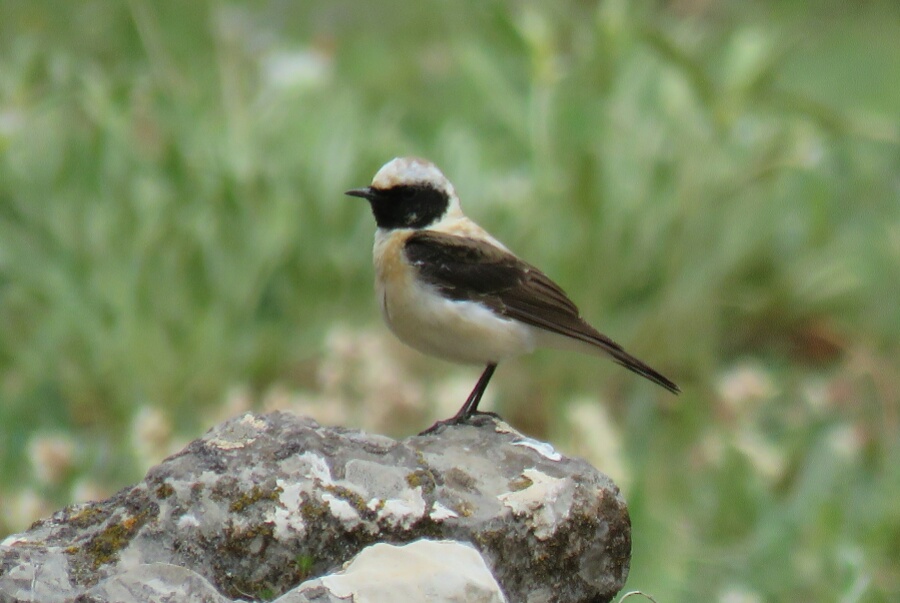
[[366, 184, 449, 230]]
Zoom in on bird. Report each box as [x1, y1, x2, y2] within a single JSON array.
[[346, 157, 679, 430]]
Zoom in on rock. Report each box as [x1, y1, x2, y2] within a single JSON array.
[[0, 412, 631, 603]]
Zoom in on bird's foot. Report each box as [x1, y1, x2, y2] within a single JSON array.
[[418, 411, 503, 436]]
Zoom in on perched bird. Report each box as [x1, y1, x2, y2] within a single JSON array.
[[347, 157, 679, 429]]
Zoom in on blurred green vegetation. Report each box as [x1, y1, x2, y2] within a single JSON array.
[[0, 0, 898, 600]]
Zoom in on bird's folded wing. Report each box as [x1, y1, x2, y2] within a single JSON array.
[[404, 230, 680, 394], [404, 230, 614, 345]]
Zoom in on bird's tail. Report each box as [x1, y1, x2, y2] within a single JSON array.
[[534, 329, 680, 394], [604, 345, 680, 395]]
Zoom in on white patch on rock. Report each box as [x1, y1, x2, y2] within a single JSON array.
[[491, 419, 520, 435], [205, 436, 247, 450], [321, 493, 361, 528], [429, 501, 459, 521], [0, 536, 28, 547], [280, 452, 332, 483], [497, 469, 572, 540], [239, 413, 267, 430], [371, 488, 426, 530], [272, 479, 307, 540], [205, 413, 268, 450], [310, 540, 506, 603], [512, 438, 562, 461], [176, 515, 200, 529]]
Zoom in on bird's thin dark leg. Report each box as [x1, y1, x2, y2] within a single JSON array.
[[419, 363, 498, 435], [451, 363, 497, 421]]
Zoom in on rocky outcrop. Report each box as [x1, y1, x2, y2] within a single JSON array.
[[0, 412, 631, 602]]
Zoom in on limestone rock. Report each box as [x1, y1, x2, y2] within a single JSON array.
[[0, 412, 631, 602]]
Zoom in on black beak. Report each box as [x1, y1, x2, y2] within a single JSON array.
[[345, 187, 374, 200]]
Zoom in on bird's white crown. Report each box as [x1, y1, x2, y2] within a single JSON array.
[[371, 157, 457, 199]]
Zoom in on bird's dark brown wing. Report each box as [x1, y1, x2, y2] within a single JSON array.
[[404, 230, 680, 394]]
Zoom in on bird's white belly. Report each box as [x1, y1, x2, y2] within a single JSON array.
[[379, 278, 536, 365]]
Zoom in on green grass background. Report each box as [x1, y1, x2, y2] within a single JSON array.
[[1, 0, 898, 600]]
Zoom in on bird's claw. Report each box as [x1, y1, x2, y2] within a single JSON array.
[[417, 411, 502, 436]]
